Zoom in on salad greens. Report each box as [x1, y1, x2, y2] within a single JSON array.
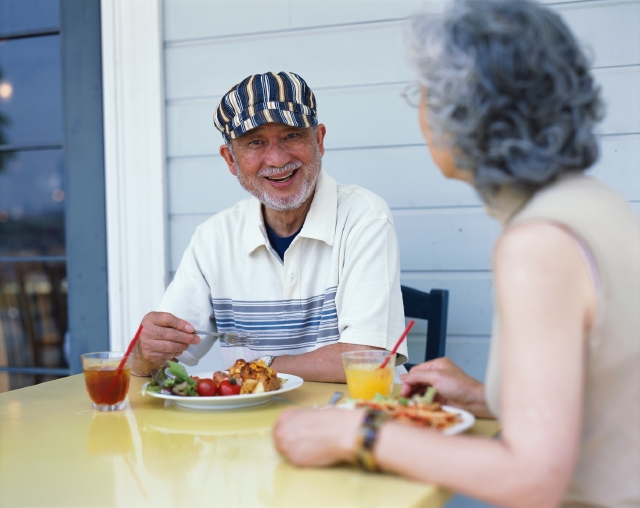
[[146, 360, 198, 396]]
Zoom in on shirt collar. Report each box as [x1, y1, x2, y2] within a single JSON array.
[[298, 169, 337, 246], [243, 169, 337, 255]]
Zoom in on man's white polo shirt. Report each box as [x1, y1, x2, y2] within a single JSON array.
[[158, 169, 408, 366]]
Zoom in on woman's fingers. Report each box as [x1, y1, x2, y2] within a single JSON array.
[[400, 360, 485, 413], [273, 408, 364, 467], [408, 357, 455, 372]]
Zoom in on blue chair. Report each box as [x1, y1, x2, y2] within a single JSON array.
[[401, 286, 449, 370]]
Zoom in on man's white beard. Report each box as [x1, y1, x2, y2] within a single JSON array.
[[233, 148, 322, 212]]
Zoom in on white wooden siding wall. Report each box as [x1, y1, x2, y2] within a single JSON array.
[[162, 0, 640, 381]]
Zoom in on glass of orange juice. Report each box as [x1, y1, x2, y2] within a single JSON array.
[[342, 350, 396, 400]]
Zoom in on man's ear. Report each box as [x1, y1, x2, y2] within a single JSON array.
[[219, 143, 237, 175], [315, 124, 327, 156]]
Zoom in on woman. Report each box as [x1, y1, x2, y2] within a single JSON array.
[[272, 0, 640, 506]]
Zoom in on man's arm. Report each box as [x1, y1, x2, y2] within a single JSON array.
[[271, 343, 383, 382]]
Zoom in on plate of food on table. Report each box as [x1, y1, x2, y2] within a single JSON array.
[[339, 387, 475, 436], [142, 358, 303, 410]]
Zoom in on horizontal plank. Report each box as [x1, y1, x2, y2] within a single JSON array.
[[444, 337, 491, 382], [163, 0, 430, 42], [407, 335, 491, 381], [163, 1, 639, 101], [164, 0, 290, 42], [589, 133, 640, 201], [167, 156, 251, 215], [165, 97, 221, 157], [595, 65, 640, 135], [164, 22, 409, 100], [166, 65, 640, 157], [400, 271, 493, 336], [394, 207, 500, 271], [163, 0, 627, 46], [323, 147, 482, 208], [553, 0, 640, 69]]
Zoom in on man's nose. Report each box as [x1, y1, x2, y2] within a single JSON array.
[[263, 140, 291, 168]]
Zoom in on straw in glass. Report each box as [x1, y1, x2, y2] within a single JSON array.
[[379, 320, 415, 369], [106, 324, 143, 395]]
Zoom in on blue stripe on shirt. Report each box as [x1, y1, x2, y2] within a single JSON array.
[[212, 286, 339, 353]]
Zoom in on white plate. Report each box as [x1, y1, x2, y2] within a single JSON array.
[[142, 372, 303, 410], [440, 405, 476, 435], [337, 402, 475, 435]]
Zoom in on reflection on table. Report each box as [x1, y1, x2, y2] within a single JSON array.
[[0, 372, 499, 507]]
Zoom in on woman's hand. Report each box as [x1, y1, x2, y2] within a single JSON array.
[[273, 408, 364, 467], [400, 358, 492, 418]]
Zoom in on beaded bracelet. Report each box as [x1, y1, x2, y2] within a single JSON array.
[[355, 409, 390, 472]]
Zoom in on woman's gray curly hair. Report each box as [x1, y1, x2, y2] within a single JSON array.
[[408, 0, 603, 200]]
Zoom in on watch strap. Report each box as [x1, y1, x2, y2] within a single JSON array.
[[355, 410, 390, 472]]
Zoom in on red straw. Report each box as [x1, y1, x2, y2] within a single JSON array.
[[117, 324, 143, 372], [379, 320, 415, 369], [107, 324, 143, 395]]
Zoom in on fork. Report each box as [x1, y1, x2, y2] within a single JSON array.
[[327, 391, 343, 406], [193, 330, 221, 337], [192, 331, 257, 347], [313, 391, 344, 409]]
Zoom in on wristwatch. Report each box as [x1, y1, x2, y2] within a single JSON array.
[[259, 355, 276, 367]]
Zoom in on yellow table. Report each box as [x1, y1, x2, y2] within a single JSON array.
[[0, 374, 498, 507]]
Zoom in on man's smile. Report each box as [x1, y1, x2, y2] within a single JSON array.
[[265, 169, 298, 183]]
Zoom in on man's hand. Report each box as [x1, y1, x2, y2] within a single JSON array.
[[400, 357, 492, 418], [132, 312, 200, 376]]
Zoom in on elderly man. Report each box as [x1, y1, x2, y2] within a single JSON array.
[[132, 71, 407, 382]]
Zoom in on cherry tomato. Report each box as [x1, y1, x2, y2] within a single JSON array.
[[197, 378, 217, 397], [218, 379, 241, 396]]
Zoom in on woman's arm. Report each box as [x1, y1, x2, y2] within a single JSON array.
[[274, 222, 596, 508]]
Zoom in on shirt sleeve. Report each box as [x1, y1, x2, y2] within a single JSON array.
[[335, 217, 408, 365], [156, 231, 216, 366]]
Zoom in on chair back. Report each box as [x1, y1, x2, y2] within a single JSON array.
[[400, 286, 449, 368]]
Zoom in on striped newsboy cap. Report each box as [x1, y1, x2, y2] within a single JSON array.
[[214, 71, 318, 142]]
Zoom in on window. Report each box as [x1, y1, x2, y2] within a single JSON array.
[[0, 0, 108, 391]]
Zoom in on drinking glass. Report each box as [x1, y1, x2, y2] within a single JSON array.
[[342, 350, 396, 400], [81, 352, 132, 411]]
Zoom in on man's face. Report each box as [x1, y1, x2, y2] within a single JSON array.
[[220, 123, 327, 212]]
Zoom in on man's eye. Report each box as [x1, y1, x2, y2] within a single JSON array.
[[286, 133, 301, 139], [247, 139, 262, 146]]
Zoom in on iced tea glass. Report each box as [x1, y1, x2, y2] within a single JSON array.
[[81, 352, 132, 411], [342, 350, 396, 400]]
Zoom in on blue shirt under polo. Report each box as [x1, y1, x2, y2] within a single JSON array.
[[264, 220, 303, 260]]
